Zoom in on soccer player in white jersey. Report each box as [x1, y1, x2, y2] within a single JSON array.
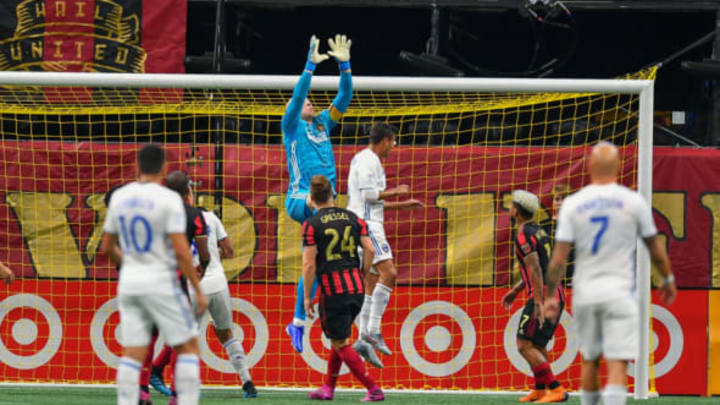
[[346, 123, 423, 366], [189, 209, 257, 398], [544, 142, 676, 405], [101, 144, 207, 405]]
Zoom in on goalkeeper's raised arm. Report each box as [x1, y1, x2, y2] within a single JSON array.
[[281, 35, 353, 137], [282, 34, 354, 355]]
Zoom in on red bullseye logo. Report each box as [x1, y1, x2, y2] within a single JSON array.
[[0, 294, 62, 370], [400, 301, 476, 377], [628, 304, 683, 379]]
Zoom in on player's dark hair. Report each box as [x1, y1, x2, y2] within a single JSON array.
[[138, 144, 165, 174], [166, 170, 190, 197], [310, 175, 332, 205], [513, 202, 534, 220], [369, 123, 397, 145]]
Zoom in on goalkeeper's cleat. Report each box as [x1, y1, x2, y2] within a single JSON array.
[[243, 381, 258, 398], [354, 340, 383, 369], [308, 384, 334, 400], [361, 332, 392, 356], [285, 323, 304, 353], [518, 389, 545, 402], [138, 389, 152, 405], [360, 386, 385, 402], [535, 386, 569, 403], [149, 371, 172, 396]]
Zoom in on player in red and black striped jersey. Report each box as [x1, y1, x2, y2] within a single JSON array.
[[302, 175, 384, 402], [502, 190, 568, 404]]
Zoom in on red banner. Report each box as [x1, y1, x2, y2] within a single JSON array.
[[0, 142, 717, 287], [0, 281, 705, 394]]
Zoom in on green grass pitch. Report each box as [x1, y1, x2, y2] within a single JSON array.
[[0, 387, 716, 405]]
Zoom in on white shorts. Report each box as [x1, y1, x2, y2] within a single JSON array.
[[366, 221, 393, 269], [574, 296, 638, 361], [118, 291, 198, 348], [193, 288, 234, 331]]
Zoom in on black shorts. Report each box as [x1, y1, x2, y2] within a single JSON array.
[[319, 293, 363, 341], [517, 298, 565, 347]]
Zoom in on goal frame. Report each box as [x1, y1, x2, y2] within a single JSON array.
[[0, 72, 654, 399]]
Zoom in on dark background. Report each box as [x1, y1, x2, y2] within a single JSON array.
[[185, 1, 720, 145]]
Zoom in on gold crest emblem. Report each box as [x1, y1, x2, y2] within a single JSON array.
[[0, 0, 146, 72]]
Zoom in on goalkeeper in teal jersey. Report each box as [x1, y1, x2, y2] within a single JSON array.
[[284, 34, 353, 353]]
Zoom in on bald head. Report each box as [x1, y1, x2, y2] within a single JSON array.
[[589, 141, 620, 183]]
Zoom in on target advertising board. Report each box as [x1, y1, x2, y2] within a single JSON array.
[[0, 281, 706, 393]]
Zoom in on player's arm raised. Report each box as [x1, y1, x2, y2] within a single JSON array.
[[327, 34, 353, 123], [282, 36, 328, 134]]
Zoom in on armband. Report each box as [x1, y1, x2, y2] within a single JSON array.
[[304, 61, 317, 73], [662, 273, 675, 285], [338, 61, 351, 72]]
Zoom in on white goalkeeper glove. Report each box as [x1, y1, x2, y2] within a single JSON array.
[[328, 34, 352, 71], [305, 35, 329, 71]]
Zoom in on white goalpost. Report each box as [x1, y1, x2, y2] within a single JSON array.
[[0, 71, 654, 398]]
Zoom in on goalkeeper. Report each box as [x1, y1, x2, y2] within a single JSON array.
[[283, 34, 353, 353]]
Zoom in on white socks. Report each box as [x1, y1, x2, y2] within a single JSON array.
[[224, 338, 252, 384], [368, 284, 392, 334], [359, 294, 373, 334], [175, 353, 201, 405], [116, 357, 141, 405], [602, 385, 627, 405], [581, 390, 601, 405]]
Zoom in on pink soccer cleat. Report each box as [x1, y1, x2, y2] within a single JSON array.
[[167, 395, 177, 405], [139, 389, 152, 405], [308, 384, 334, 400], [361, 386, 385, 402]]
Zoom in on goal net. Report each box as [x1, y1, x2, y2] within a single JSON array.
[[0, 68, 656, 396]]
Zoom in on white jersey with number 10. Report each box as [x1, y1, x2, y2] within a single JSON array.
[[555, 183, 657, 306], [103, 181, 187, 296]]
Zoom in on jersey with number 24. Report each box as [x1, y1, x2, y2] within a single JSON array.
[[555, 183, 657, 306]]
